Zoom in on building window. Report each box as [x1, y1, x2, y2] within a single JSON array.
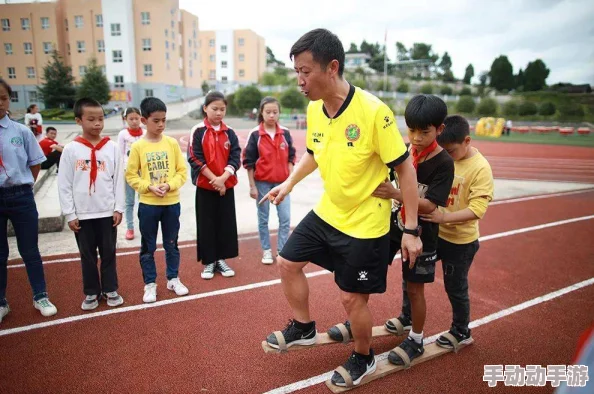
[[170, 20, 174, 28], [144, 89, 153, 97], [193, 52, 197, 60], [189, 70, 193, 78], [10, 91, 18, 102], [111, 23, 121, 36], [113, 50, 122, 63], [239, 54, 245, 62], [188, 39, 191, 47], [209, 39, 214, 47], [114, 75, 124, 88], [43, 42, 52, 54], [77, 41, 86, 53], [165, 29, 168, 37], [24, 42, 33, 55], [141, 12, 150, 25], [41, 17, 50, 29], [221, 76, 228, 83], [100, 66, 106, 74], [7, 67, 16, 79], [172, 42, 175, 50], [21, 18, 30, 31], [4, 43, 12, 55], [193, 30, 196, 39], [221, 45, 227, 53], [67, 43, 71, 55], [165, 52, 169, 60], [209, 54, 215, 62], [238, 38, 245, 46], [209, 70, 215, 80], [95, 14, 103, 27], [1, 19, 10, 32], [79, 66, 87, 77], [27, 67, 35, 79], [97, 40, 105, 53], [221, 61, 227, 68], [74, 15, 83, 28], [142, 38, 151, 51], [28, 91, 38, 102], [239, 69, 245, 77], [143, 64, 153, 76], [64, 19, 68, 31], [165, 40, 169, 49]]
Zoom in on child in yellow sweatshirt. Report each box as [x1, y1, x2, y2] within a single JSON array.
[[126, 97, 188, 303]]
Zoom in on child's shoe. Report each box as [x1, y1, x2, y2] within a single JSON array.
[[34, 297, 58, 317], [125, 229, 135, 240], [201, 263, 216, 280], [103, 291, 124, 307], [143, 283, 157, 303], [436, 326, 474, 349], [167, 278, 189, 296], [81, 295, 99, 310], [216, 260, 235, 277], [261, 249, 274, 265], [0, 304, 10, 324]]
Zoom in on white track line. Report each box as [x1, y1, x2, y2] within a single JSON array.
[[264, 276, 594, 394], [1, 214, 593, 337], [7, 188, 594, 270]]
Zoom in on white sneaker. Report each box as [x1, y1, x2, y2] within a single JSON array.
[[143, 283, 157, 303], [103, 291, 124, 307], [201, 263, 216, 280], [81, 295, 99, 311], [34, 297, 58, 317], [167, 278, 189, 296], [0, 304, 10, 324], [262, 249, 274, 265], [216, 260, 235, 277]]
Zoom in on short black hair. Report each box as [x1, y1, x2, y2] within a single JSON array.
[[404, 94, 448, 130], [0, 78, 12, 96], [73, 97, 103, 119], [201, 91, 226, 117], [290, 29, 345, 77], [46, 126, 57, 133], [140, 97, 167, 118], [439, 115, 470, 144]]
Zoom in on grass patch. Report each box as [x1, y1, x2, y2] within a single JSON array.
[[472, 131, 594, 147]]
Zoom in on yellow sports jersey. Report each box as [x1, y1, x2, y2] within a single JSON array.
[[126, 136, 188, 206], [439, 148, 494, 244], [306, 85, 408, 239]]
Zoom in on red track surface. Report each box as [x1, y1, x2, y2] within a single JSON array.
[[1, 142, 594, 393]]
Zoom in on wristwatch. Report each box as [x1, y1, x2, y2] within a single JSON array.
[[403, 225, 422, 237]]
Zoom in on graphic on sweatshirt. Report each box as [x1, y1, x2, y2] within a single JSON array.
[[446, 174, 465, 209], [145, 151, 169, 185], [75, 159, 106, 172]]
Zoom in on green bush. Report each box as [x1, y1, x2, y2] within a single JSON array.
[[41, 109, 66, 118], [539, 101, 556, 116], [518, 101, 538, 116], [558, 102, 585, 119], [476, 98, 498, 116], [456, 96, 476, 113], [502, 100, 519, 116], [280, 88, 307, 110], [397, 81, 409, 93], [234, 85, 262, 111], [420, 83, 433, 94], [459, 87, 472, 96], [440, 86, 454, 95], [225, 93, 240, 116], [352, 79, 367, 89]]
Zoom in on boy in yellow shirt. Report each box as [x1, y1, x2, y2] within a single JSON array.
[[126, 97, 189, 303], [421, 115, 494, 347]]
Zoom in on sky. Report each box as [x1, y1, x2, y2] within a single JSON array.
[[182, 0, 594, 85]]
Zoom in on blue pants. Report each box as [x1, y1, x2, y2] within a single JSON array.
[[125, 182, 136, 230], [255, 181, 291, 253], [138, 203, 181, 284], [0, 185, 48, 305]]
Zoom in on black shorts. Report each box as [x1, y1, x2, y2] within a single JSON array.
[[390, 224, 437, 284], [280, 210, 390, 294]]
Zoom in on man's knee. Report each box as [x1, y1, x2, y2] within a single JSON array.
[[277, 256, 304, 275], [340, 291, 368, 312], [406, 282, 424, 298]]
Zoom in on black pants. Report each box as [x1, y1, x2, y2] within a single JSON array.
[[195, 187, 238, 264], [41, 151, 61, 170], [75, 217, 118, 296]]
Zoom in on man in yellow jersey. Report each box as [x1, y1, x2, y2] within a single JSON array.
[[261, 29, 422, 387]]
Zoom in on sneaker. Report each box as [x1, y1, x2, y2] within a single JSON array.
[[143, 283, 157, 303], [266, 319, 317, 349], [125, 229, 135, 240], [216, 260, 235, 277], [0, 304, 10, 324], [384, 314, 412, 335], [167, 278, 189, 296], [327, 320, 352, 342], [388, 336, 424, 366], [201, 263, 216, 280], [261, 249, 274, 265], [103, 291, 124, 307], [34, 297, 58, 317], [81, 294, 99, 311], [331, 350, 377, 387], [436, 326, 474, 349]]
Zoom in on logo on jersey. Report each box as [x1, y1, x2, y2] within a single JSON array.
[[224, 141, 230, 150], [345, 124, 360, 142], [10, 136, 23, 147], [280, 142, 286, 150], [383, 115, 394, 129]]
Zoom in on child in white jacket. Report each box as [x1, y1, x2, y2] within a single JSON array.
[[58, 98, 126, 311]]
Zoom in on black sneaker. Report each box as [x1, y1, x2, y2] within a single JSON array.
[[331, 350, 376, 387], [327, 320, 352, 342], [384, 314, 412, 334], [266, 319, 317, 349], [216, 260, 235, 277], [388, 337, 424, 366], [436, 326, 474, 349]]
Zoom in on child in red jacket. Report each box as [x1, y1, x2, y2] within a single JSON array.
[[243, 97, 295, 264], [188, 91, 241, 280]]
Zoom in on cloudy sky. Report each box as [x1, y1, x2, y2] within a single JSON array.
[[182, 0, 594, 85]]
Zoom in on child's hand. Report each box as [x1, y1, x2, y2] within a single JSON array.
[[210, 176, 225, 191], [158, 183, 170, 194], [148, 185, 166, 198], [68, 219, 81, 233], [249, 185, 257, 199], [371, 180, 399, 200], [113, 212, 123, 227], [219, 185, 227, 196], [420, 209, 445, 223]]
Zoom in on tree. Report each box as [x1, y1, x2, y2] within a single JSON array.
[[76, 57, 110, 104], [266, 46, 284, 66], [438, 52, 452, 75], [477, 98, 498, 116], [539, 102, 556, 116], [234, 85, 262, 111], [280, 88, 307, 110], [409, 43, 438, 63], [456, 96, 476, 113], [515, 68, 525, 90], [518, 101, 538, 116], [348, 42, 358, 53], [201, 80, 210, 94], [489, 55, 514, 92], [396, 42, 409, 61], [39, 50, 76, 108], [479, 71, 489, 86], [523, 59, 550, 91], [463, 64, 474, 84], [259, 72, 277, 86]]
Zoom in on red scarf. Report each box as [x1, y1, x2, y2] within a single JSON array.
[[74, 136, 111, 194], [401, 140, 438, 225], [0, 154, 8, 179], [128, 128, 143, 137]]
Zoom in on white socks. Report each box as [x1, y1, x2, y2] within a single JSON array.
[[409, 330, 423, 344]]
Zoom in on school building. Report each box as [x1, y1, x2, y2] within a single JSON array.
[[0, 0, 205, 110]]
